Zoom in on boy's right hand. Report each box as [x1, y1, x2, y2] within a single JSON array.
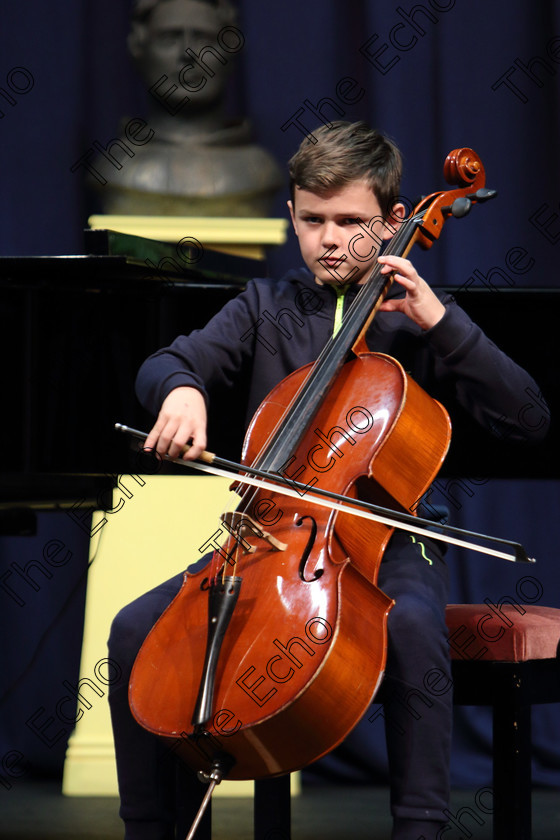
[[144, 386, 207, 461]]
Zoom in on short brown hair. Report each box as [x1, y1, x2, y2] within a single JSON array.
[[288, 121, 402, 218]]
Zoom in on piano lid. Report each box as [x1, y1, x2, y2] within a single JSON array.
[[0, 228, 263, 290]]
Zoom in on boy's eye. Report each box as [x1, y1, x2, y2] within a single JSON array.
[[343, 218, 361, 225], [303, 216, 321, 224]]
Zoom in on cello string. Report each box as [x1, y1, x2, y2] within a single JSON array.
[[194, 483, 245, 584]]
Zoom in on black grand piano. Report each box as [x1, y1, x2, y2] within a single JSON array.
[[1, 229, 557, 531]]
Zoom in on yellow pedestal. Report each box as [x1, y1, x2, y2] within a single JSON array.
[[62, 475, 300, 798], [87, 215, 289, 260]]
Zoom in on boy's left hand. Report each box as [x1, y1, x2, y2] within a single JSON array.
[[377, 255, 445, 331]]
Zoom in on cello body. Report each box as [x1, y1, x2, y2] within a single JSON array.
[[128, 352, 451, 779]]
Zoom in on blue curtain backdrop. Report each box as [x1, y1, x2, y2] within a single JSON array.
[[1, 0, 559, 790]]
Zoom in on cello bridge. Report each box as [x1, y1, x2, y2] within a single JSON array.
[[220, 511, 288, 554]]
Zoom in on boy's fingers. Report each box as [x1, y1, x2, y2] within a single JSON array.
[[378, 256, 416, 279], [144, 417, 183, 458], [163, 420, 191, 459], [143, 389, 208, 460], [379, 299, 401, 311], [144, 423, 165, 452], [181, 430, 207, 462]]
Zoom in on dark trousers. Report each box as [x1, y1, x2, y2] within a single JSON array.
[[108, 531, 451, 840]]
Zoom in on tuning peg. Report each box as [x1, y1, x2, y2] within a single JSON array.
[[468, 188, 498, 202], [441, 196, 472, 218]]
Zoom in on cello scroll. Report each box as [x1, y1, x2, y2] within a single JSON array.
[[411, 147, 497, 250]]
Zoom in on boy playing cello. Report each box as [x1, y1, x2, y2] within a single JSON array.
[[109, 121, 548, 840]]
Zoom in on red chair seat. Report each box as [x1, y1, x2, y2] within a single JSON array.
[[445, 604, 560, 662]]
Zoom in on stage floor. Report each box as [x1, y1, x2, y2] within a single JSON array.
[[2, 781, 560, 839]]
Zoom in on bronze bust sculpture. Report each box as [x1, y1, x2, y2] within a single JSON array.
[[92, 0, 282, 216]]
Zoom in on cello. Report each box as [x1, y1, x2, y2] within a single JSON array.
[[123, 149, 520, 809]]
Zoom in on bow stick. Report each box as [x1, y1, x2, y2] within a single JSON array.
[[115, 423, 534, 564]]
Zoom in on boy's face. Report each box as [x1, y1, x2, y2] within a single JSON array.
[[288, 179, 403, 287]]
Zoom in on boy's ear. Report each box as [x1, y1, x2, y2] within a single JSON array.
[[381, 202, 406, 240]]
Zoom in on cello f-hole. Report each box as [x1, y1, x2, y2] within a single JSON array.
[[296, 515, 323, 582]]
